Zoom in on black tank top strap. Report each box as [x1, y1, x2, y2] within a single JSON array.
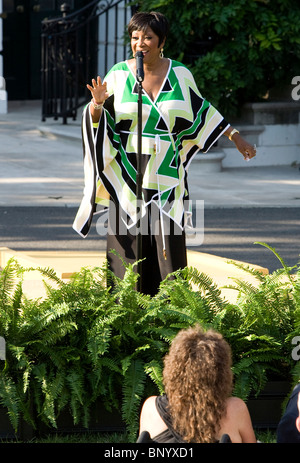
[[154, 395, 184, 443]]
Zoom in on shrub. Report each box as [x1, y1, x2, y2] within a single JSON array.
[[137, 0, 300, 117], [0, 243, 299, 440]]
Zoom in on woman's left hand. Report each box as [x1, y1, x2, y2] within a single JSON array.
[[232, 133, 257, 161]]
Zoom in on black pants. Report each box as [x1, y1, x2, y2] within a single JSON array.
[[106, 202, 187, 296]]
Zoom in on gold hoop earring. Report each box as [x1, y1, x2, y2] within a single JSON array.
[[159, 48, 164, 59]]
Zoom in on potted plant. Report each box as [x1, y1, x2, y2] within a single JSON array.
[[1, 243, 299, 441]]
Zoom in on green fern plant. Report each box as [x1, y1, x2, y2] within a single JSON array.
[[0, 258, 205, 439], [1, 243, 299, 441], [223, 242, 300, 398]]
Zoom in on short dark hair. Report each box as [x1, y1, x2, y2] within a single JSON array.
[[127, 11, 169, 47]]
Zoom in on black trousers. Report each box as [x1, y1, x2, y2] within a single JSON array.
[[106, 202, 187, 296]]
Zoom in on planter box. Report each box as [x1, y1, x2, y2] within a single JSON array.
[[0, 401, 125, 441], [0, 406, 35, 441], [247, 381, 291, 430], [39, 403, 125, 437]]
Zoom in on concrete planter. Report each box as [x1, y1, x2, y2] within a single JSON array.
[[43, 402, 125, 437], [247, 380, 291, 430], [0, 406, 35, 441], [0, 381, 292, 440], [0, 401, 125, 441]]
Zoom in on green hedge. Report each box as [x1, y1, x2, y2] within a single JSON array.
[[137, 0, 300, 117]]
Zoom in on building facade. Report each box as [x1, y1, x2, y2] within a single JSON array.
[[0, 0, 131, 114]]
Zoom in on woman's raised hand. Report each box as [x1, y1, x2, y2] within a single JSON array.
[[87, 76, 109, 105]]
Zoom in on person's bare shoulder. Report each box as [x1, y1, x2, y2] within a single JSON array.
[[226, 396, 255, 423], [226, 396, 257, 442], [227, 396, 249, 414], [140, 396, 158, 425], [142, 396, 157, 412], [140, 396, 167, 438]]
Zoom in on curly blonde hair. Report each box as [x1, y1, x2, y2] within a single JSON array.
[[163, 325, 233, 443]]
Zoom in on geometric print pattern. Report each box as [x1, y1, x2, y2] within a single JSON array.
[[73, 59, 229, 237]]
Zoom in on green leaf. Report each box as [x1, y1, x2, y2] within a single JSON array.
[[122, 359, 147, 439]]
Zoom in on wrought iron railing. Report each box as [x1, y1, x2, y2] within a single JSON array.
[[41, 0, 135, 124]]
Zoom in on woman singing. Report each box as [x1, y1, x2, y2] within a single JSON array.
[[73, 11, 256, 295]]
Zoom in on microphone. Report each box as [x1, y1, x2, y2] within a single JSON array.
[[135, 51, 144, 83]]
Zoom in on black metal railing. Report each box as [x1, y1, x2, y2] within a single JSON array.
[[41, 0, 134, 124]]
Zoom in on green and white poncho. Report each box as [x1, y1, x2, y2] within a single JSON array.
[[73, 59, 229, 238]]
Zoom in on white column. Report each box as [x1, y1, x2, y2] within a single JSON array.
[[97, 1, 131, 76], [0, 0, 8, 113]]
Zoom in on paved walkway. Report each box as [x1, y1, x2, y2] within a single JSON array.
[[0, 100, 299, 300], [1, 100, 300, 209]]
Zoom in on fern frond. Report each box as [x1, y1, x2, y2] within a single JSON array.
[[233, 361, 268, 400], [145, 360, 164, 394], [0, 258, 24, 322], [254, 242, 297, 280], [67, 368, 85, 425], [7, 343, 32, 393], [181, 266, 227, 312], [0, 373, 21, 432], [121, 359, 146, 439], [98, 357, 122, 374], [22, 265, 65, 290], [87, 324, 112, 362], [225, 278, 259, 296], [227, 259, 266, 283]]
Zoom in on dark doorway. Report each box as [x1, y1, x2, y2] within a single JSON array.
[[2, 0, 85, 100]]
